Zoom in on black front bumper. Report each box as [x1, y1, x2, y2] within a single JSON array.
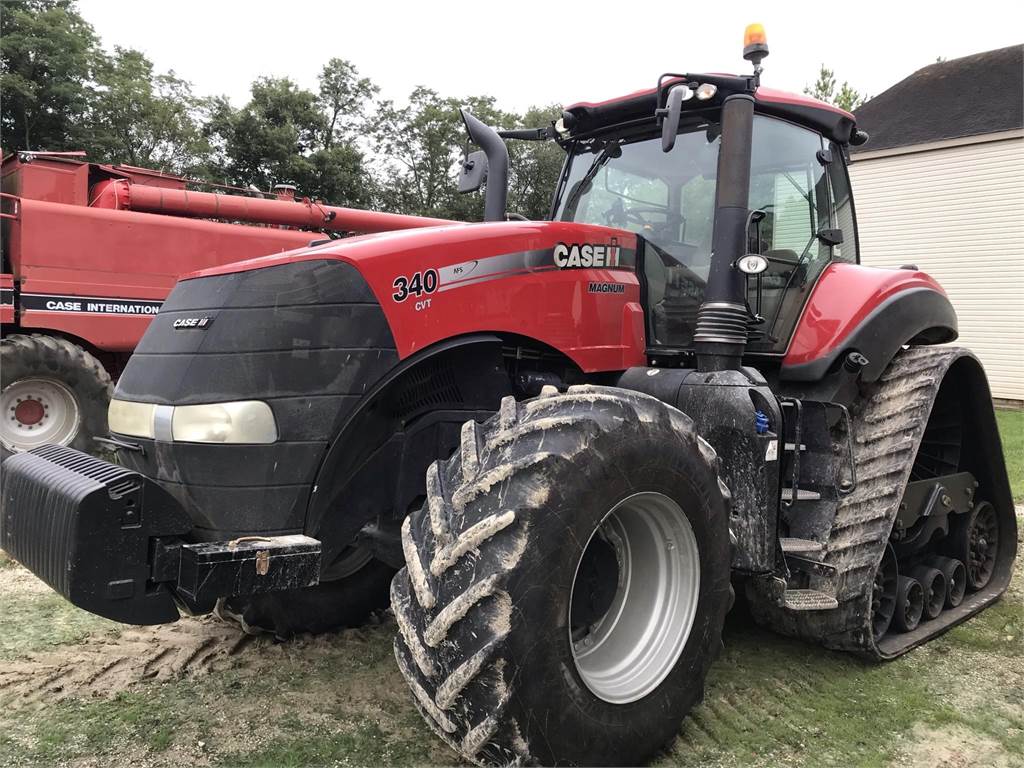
[[1, 445, 321, 625]]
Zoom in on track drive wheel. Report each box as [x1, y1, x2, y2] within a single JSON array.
[[951, 501, 1000, 591], [0, 334, 113, 460], [392, 385, 731, 766]]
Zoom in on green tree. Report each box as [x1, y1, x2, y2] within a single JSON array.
[[0, 0, 98, 151], [372, 88, 505, 219], [88, 47, 212, 172], [318, 57, 377, 148], [206, 77, 324, 187], [207, 72, 373, 207], [804, 64, 868, 112], [507, 104, 564, 220], [372, 89, 565, 221]]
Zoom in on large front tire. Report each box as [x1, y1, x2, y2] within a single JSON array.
[[392, 385, 731, 766]]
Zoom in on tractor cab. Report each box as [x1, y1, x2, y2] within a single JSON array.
[[460, 24, 864, 367], [552, 106, 859, 355]]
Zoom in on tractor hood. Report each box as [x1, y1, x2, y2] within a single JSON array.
[[184, 220, 634, 283], [184, 219, 644, 368], [110, 219, 645, 538]]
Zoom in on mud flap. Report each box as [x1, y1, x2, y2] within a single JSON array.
[[1, 445, 191, 624]]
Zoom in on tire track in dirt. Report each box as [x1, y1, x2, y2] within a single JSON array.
[[0, 616, 260, 706]]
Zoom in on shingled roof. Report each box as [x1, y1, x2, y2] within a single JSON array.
[[851, 45, 1023, 153]]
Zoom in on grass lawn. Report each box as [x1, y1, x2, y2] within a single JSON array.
[[996, 409, 1024, 502], [0, 409, 1021, 766], [1, 554, 1021, 767]]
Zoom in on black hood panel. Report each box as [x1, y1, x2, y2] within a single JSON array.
[[114, 259, 398, 537]]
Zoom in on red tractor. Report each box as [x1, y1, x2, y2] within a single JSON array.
[[1, 27, 1015, 766], [0, 152, 448, 458]]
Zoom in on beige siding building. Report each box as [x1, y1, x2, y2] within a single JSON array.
[[849, 46, 1023, 404]]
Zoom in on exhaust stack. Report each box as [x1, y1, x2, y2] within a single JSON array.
[[695, 93, 755, 372]]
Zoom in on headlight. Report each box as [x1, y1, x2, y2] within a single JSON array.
[[108, 399, 156, 439], [108, 399, 277, 444], [171, 402, 277, 444]]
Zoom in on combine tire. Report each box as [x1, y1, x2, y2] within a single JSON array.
[[0, 334, 112, 460], [392, 385, 731, 766]]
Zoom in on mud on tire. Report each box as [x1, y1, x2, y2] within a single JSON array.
[[392, 385, 731, 766], [0, 334, 113, 460]]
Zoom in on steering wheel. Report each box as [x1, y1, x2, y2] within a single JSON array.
[[623, 206, 670, 227]]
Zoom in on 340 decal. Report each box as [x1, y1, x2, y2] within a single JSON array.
[[392, 269, 439, 302]]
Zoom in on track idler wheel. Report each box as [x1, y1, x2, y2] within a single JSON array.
[[928, 556, 966, 608], [893, 576, 924, 633], [871, 544, 899, 642], [909, 566, 946, 621], [964, 501, 999, 591]]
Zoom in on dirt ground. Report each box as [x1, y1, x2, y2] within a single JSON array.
[[1, 519, 1021, 767]]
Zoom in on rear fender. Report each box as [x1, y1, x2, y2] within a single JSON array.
[[782, 263, 957, 382]]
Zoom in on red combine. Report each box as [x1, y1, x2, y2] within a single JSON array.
[[0, 153, 451, 457]]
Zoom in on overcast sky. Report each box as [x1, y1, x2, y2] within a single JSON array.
[[77, 0, 1021, 115]]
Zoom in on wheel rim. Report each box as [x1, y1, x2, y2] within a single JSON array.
[[967, 502, 998, 590], [569, 491, 700, 704], [0, 377, 81, 451]]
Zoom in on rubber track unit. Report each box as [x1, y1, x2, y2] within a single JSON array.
[[750, 346, 1016, 659], [391, 384, 730, 765]]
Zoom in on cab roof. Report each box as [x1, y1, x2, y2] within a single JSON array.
[[564, 79, 858, 145]]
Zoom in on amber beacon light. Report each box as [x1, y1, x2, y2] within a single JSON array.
[[743, 23, 769, 70]]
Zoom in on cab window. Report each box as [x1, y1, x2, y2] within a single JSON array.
[[745, 117, 832, 352]]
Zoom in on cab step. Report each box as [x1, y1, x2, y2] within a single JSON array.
[[780, 488, 821, 501], [782, 589, 839, 611], [779, 537, 823, 556]]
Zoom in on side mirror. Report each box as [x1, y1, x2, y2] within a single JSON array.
[[657, 84, 694, 153], [458, 150, 488, 194], [817, 228, 844, 246]]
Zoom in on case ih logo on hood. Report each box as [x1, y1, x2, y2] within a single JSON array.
[[553, 240, 621, 269], [172, 316, 212, 330]]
